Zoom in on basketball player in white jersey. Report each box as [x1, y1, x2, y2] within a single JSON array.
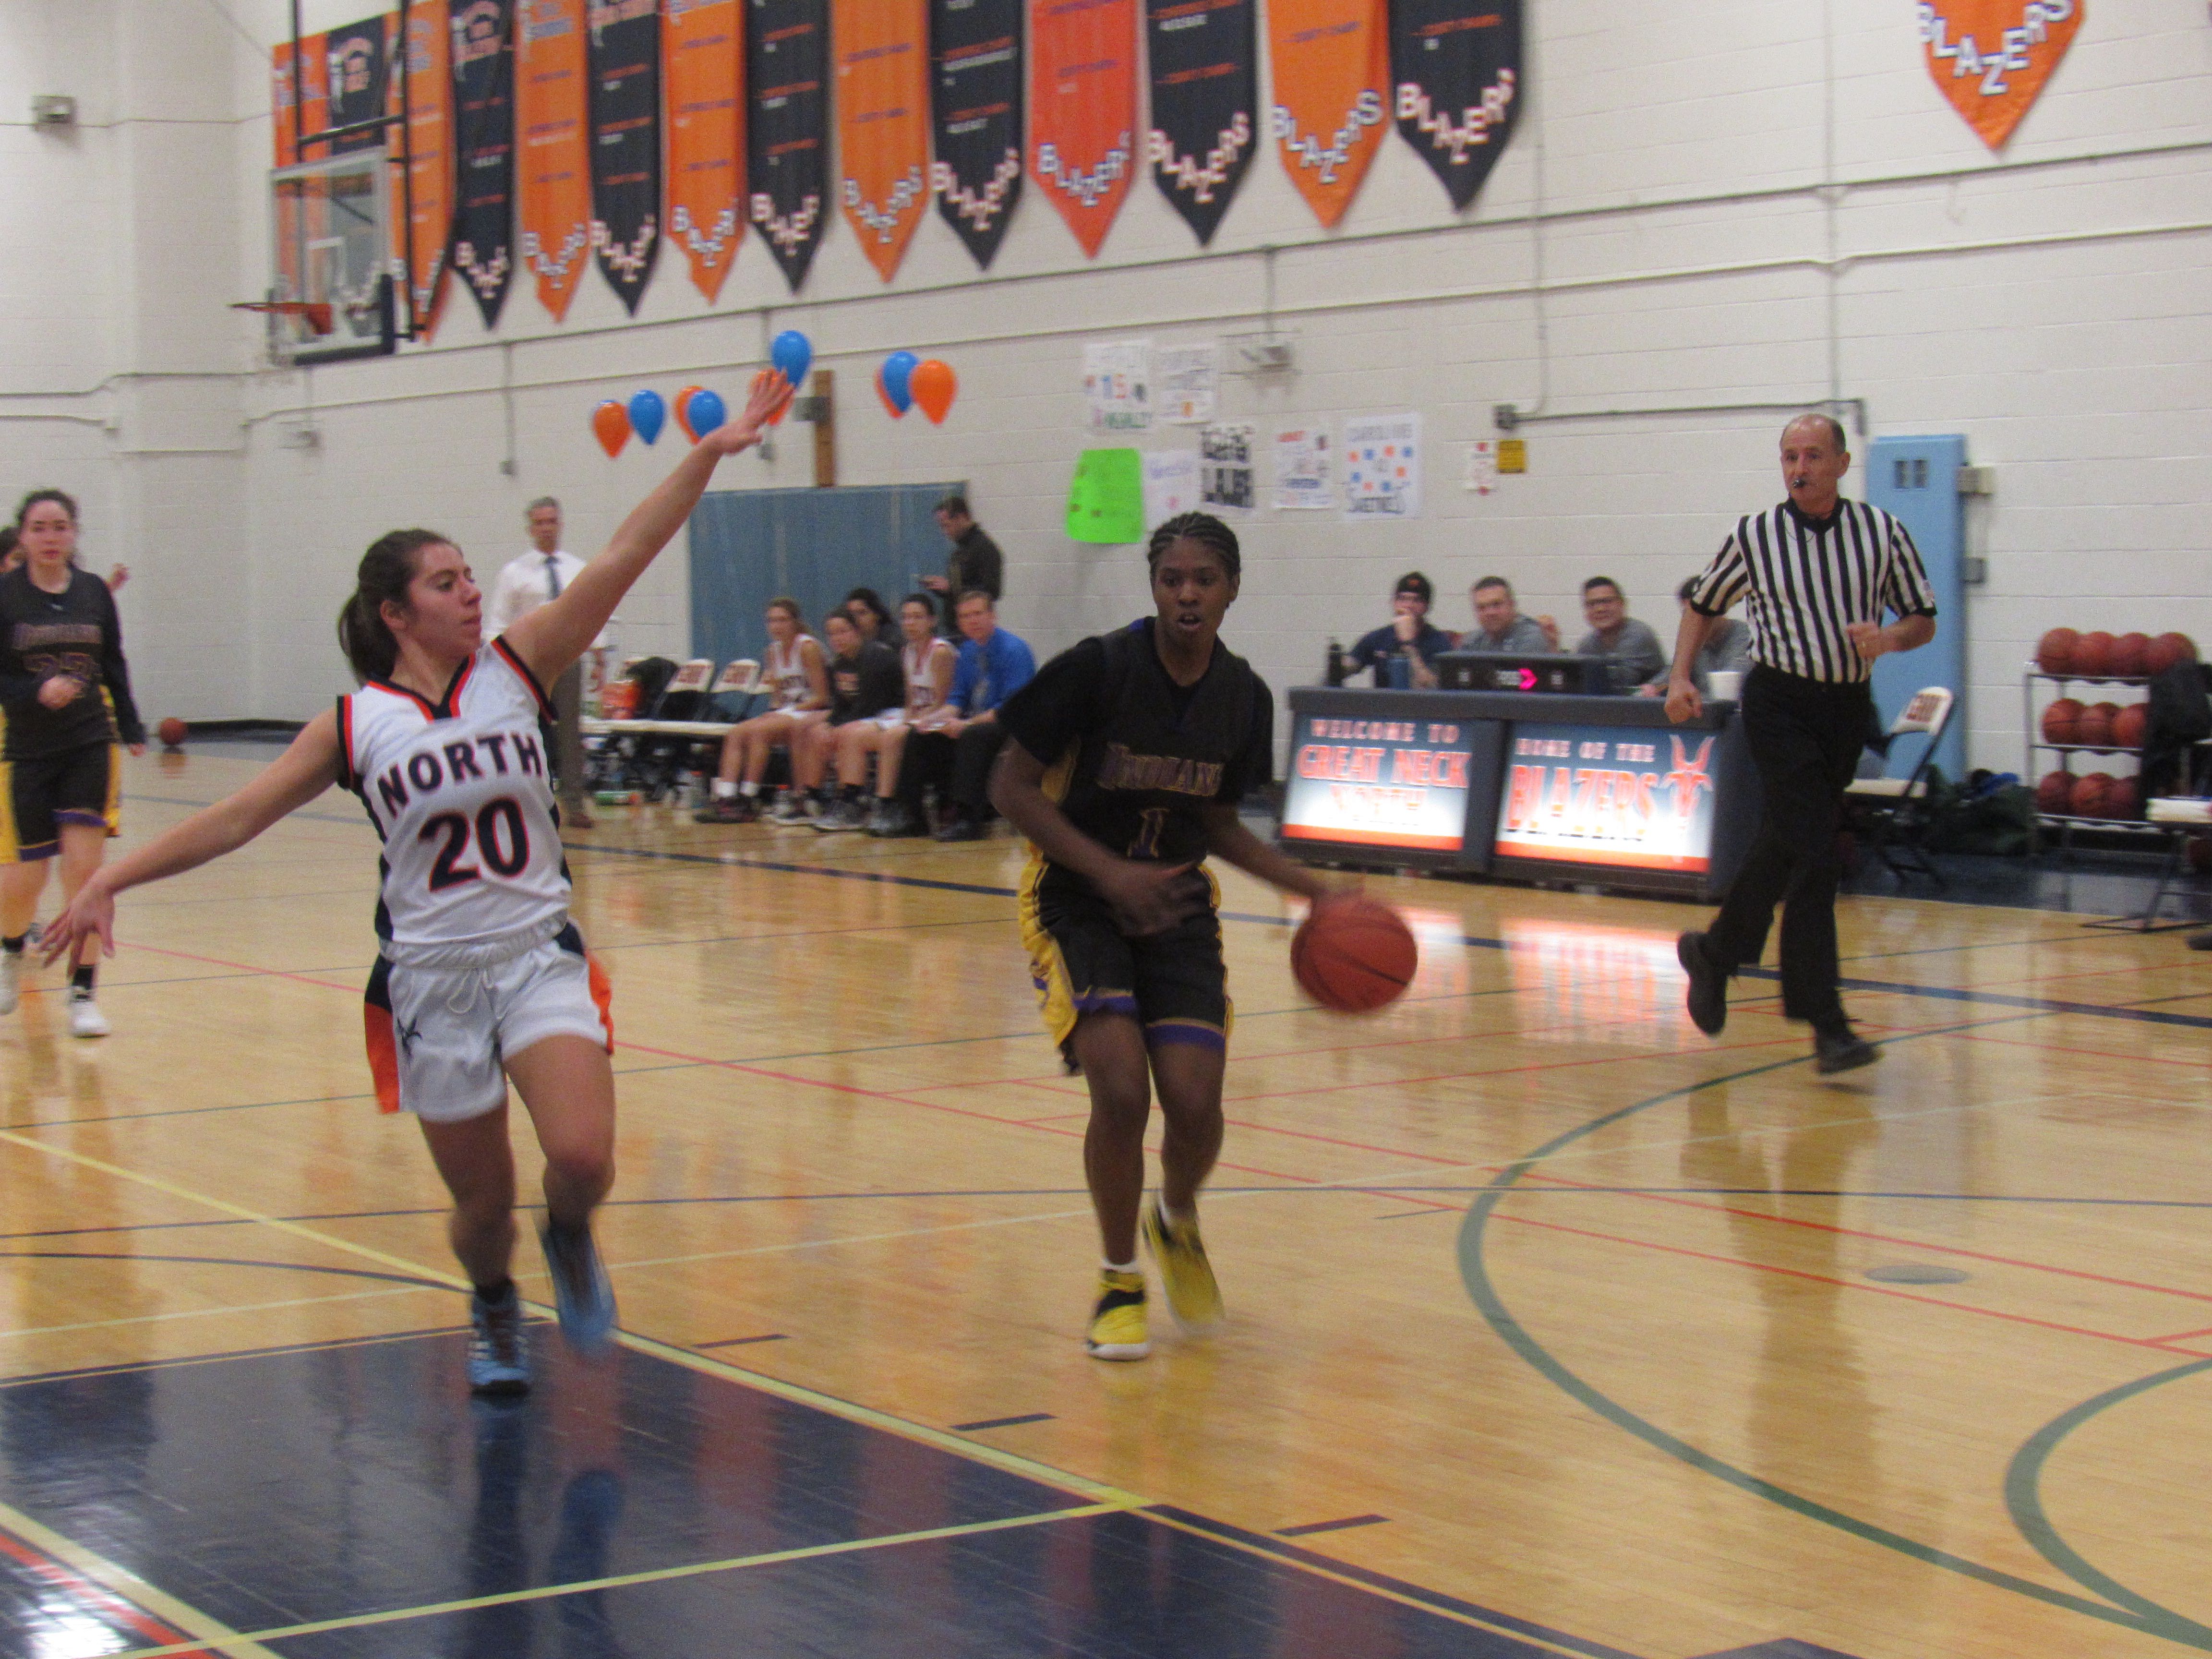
[[42, 371, 794, 1396], [694, 597, 829, 824]]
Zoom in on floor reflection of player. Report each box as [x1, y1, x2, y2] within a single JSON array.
[[41, 374, 794, 1397]]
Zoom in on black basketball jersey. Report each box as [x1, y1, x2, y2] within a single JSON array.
[[998, 617, 1273, 871]]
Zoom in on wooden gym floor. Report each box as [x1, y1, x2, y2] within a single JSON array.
[[1, 747, 2208, 1658]]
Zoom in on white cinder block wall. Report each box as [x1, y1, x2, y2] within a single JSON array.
[[4, 0, 2208, 776]]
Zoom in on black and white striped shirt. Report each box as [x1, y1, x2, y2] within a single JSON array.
[[1687, 498, 1936, 684]]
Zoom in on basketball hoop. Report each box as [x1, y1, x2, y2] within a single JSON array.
[[232, 299, 336, 336]]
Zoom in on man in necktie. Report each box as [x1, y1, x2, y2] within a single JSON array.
[[485, 498, 605, 829]]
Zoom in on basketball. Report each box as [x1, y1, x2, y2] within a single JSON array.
[[2113, 632, 2151, 676], [1291, 897, 1418, 1014], [2105, 775, 2141, 820], [2040, 698, 2083, 745], [157, 717, 187, 748], [2034, 770, 2073, 814], [2073, 630, 2116, 678], [2112, 702, 2148, 750], [2074, 702, 2117, 751], [2069, 772, 2114, 818], [2148, 632, 2198, 673], [2035, 627, 2078, 675]]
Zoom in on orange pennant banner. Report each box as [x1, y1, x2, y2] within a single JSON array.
[[835, 0, 931, 282], [271, 34, 330, 166], [402, 0, 453, 339], [1920, 0, 2081, 151], [665, 0, 746, 301], [517, 0, 594, 320], [1030, 0, 1138, 258], [1266, 0, 1389, 229]]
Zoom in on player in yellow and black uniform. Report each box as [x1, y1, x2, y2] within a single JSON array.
[[991, 512, 1348, 1361], [0, 489, 145, 1037]]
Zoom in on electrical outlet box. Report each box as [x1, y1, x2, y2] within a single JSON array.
[[1957, 464, 1996, 496]]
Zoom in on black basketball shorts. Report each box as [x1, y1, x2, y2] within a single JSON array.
[[1017, 857, 1230, 1063], [0, 742, 119, 864]]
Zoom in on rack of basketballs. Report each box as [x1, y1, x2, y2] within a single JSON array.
[[2027, 628, 2198, 830]]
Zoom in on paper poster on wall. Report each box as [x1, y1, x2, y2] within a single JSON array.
[[1342, 412, 1421, 519], [1464, 439, 1499, 496], [1920, 0, 2082, 151], [1273, 425, 1334, 510], [1068, 448, 1148, 543], [1084, 340, 1153, 433], [1200, 423, 1255, 512], [1155, 344, 1218, 424], [1142, 450, 1202, 528]]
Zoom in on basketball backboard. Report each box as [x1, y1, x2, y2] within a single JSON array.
[[264, 148, 397, 365]]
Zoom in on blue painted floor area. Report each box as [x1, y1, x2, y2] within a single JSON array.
[[0, 1330, 1624, 1659]]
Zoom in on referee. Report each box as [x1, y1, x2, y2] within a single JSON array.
[[1667, 414, 1937, 1073]]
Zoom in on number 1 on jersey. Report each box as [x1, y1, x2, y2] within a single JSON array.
[[1129, 806, 1169, 861]]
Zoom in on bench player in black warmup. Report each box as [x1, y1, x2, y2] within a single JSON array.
[[991, 513, 1344, 1360]]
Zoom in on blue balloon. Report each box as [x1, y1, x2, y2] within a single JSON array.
[[881, 350, 917, 415], [686, 388, 726, 437], [628, 388, 666, 445], [771, 329, 812, 388]]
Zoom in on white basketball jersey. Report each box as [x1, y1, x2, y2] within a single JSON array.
[[338, 640, 570, 955], [903, 637, 951, 715], [766, 637, 812, 709]]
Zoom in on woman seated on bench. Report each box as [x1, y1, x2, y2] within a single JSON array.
[[694, 597, 827, 824]]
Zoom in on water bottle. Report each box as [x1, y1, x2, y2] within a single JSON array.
[[1325, 637, 1346, 686]]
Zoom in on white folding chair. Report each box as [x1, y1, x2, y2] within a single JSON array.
[[1843, 686, 1954, 887]]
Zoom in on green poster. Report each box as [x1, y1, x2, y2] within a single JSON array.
[[1066, 448, 1147, 543]]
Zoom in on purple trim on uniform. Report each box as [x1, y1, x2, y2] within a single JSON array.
[[1071, 991, 1141, 1018], [11, 841, 60, 863], [1145, 1019, 1226, 1053], [53, 809, 109, 829]]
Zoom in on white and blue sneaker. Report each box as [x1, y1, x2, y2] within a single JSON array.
[[467, 1286, 530, 1396], [540, 1221, 617, 1352]]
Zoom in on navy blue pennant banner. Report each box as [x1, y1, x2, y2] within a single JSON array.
[[746, 0, 830, 291], [588, 0, 663, 312], [448, 0, 516, 327], [1388, 0, 1520, 211], [928, 0, 1023, 269], [1145, 0, 1257, 246], [324, 15, 394, 153]]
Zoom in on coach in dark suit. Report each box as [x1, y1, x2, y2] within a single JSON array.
[[1667, 414, 1937, 1074]]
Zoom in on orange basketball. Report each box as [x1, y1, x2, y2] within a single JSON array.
[[2074, 702, 2118, 751], [2113, 632, 2151, 677], [2073, 631, 2116, 678], [2033, 770, 2073, 814], [2069, 772, 2113, 818], [2104, 775, 2141, 821], [2112, 703, 2148, 750], [2040, 698, 2083, 745], [2148, 632, 2198, 674], [157, 717, 187, 748], [2035, 627, 2078, 675], [1291, 898, 1418, 1014]]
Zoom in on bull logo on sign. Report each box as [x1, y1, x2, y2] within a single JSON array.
[[1662, 736, 1714, 826]]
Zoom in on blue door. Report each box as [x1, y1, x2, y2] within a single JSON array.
[[688, 482, 965, 668], [1864, 435, 1967, 782]]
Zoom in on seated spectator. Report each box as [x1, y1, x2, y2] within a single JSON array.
[[842, 587, 894, 646], [780, 610, 902, 827], [899, 590, 1037, 842], [847, 592, 958, 839], [695, 598, 828, 823], [1643, 577, 1753, 697], [1574, 577, 1667, 689], [1458, 577, 1559, 654], [1341, 572, 1455, 688]]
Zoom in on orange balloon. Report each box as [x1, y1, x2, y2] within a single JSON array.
[[591, 400, 630, 457], [673, 385, 705, 441], [911, 359, 956, 424]]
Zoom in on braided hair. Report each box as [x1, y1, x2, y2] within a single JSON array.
[[1145, 511, 1240, 583]]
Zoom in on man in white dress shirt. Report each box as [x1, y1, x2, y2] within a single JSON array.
[[485, 498, 601, 829]]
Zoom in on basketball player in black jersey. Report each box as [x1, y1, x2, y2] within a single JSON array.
[[991, 513, 1346, 1360]]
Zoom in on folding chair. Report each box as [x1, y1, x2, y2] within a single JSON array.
[[630, 659, 716, 800], [1843, 686, 1954, 889]]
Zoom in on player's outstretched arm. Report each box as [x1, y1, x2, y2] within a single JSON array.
[[41, 712, 344, 965], [506, 370, 793, 687], [989, 740, 1204, 937], [1199, 804, 1338, 905]]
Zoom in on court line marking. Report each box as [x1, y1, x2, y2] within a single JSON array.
[[98, 1503, 1128, 1659], [0, 1499, 280, 1659], [1456, 1014, 2212, 1652], [2003, 1357, 2212, 1646], [0, 1526, 211, 1655], [0, 1283, 441, 1343]]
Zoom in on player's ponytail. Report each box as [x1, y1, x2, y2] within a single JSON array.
[[338, 528, 451, 684]]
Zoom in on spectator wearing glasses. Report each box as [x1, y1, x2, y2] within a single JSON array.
[[1574, 577, 1668, 690]]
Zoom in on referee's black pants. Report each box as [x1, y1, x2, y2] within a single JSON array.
[[1704, 665, 1871, 1031]]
